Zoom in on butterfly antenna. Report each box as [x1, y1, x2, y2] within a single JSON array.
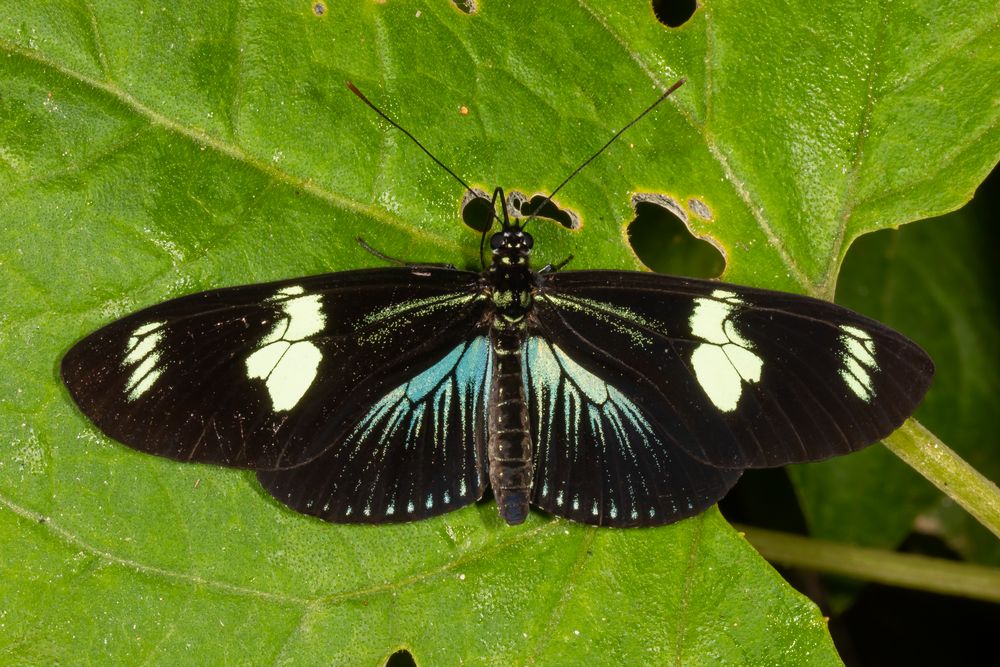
[[493, 186, 512, 230], [479, 226, 488, 269], [347, 81, 476, 195], [356, 236, 406, 266], [478, 187, 511, 267], [525, 78, 686, 224]]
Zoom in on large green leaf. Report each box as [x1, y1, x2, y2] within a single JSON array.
[[802, 186, 1000, 556], [1, 1, 997, 663]]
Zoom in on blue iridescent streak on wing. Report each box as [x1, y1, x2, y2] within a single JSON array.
[[405, 344, 467, 402], [523, 336, 741, 527], [355, 336, 490, 455], [257, 336, 493, 523]]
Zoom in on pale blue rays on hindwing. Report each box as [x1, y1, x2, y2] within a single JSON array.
[[336, 336, 493, 519], [523, 336, 665, 523]]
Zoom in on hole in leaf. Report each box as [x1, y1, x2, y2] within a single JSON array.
[[508, 191, 579, 229], [461, 189, 580, 232], [627, 194, 724, 277], [385, 649, 416, 667], [451, 0, 478, 14], [312, 1, 326, 16], [651, 0, 697, 27], [461, 188, 494, 233]]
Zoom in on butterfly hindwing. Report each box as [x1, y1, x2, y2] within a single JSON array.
[[531, 270, 934, 471], [257, 335, 493, 522], [61, 267, 490, 476], [522, 336, 743, 527]]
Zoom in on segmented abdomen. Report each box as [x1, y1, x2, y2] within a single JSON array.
[[488, 324, 532, 525]]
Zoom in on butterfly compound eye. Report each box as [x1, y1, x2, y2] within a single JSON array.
[[490, 233, 505, 250], [522, 233, 534, 249]]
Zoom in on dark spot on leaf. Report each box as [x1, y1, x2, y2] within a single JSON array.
[[451, 0, 478, 14], [508, 190, 579, 229], [628, 193, 724, 278], [461, 188, 494, 232], [312, 1, 325, 16], [651, 0, 697, 27], [688, 197, 713, 220], [385, 649, 416, 667]]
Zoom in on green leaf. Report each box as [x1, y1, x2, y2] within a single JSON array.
[[801, 184, 1000, 554], [1, 1, 997, 663]]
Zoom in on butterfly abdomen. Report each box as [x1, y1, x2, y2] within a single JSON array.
[[488, 323, 533, 525]]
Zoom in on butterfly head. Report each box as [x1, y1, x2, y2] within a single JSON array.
[[489, 227, 533, 266], [487, 223, 535, 319], [485, 186, 534, 268]]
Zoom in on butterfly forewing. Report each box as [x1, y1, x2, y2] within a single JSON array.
[[532, 270, 934, 471], [61, 267, 489, 474]]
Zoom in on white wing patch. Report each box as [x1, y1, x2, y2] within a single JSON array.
[[123, 321, 167, 401], [246, 285, 325, 412], [689, 290, 763, 412], [839, 325, 878, 401]]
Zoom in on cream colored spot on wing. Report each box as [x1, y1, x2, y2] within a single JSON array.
[[839, 325, 878, 401], [246, 286, 326, 411], [689, 290, 762, 412], [123, 321, 166, 401]]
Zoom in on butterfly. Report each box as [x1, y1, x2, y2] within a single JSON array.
[[60, 80, 934, 527]]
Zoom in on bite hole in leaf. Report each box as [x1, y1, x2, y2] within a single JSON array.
[[460, 189, 580, 232], [627, 193, 724, 278], [461, 188, 494, 233], [651, 0, 698, 27], [451, 0, 478, 14], [385, 649, 417, 667], [507, 190, 579, 229]]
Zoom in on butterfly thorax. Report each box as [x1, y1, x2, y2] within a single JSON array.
[[485, 226, 535, 524], [486, 227, 535, 323]]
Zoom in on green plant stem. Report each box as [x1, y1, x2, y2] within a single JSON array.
[[884, 418, 1000, 540], [739, 525, 1000, 603]]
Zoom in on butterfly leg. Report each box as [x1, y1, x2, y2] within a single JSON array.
[[538, 254, 574, 274]]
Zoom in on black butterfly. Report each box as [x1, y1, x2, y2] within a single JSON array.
[[60, 81, 934, 527]]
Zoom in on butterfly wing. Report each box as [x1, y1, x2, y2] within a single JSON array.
[[62, 266, 494, 522], [531, 270, 934, 471], [522, 335, 743, 527], [257, 334, 494, 522], [524, 270, 933, 526]]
